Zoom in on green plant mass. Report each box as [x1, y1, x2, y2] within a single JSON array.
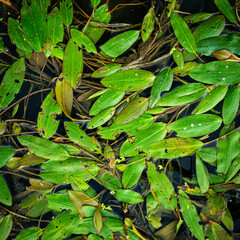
[[1, 0, 240, 239]]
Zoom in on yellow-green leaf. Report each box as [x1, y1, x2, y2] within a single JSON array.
[[0, 215, 13, 240], [141, 7, 155, 42], [93, 208, 103, 234]]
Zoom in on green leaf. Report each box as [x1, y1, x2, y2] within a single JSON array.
[[172, 49, 184, 69], [47, 7, 64, 45], [98, 172, 122, 190], [197, 148, 217, 164], [196, 154, 209, 193], [193, 15, 225, 42], [64, 122, 101, 153], [141, 7, 155, 42], [71, 29, 97, 53], [88, 107, 115, 129], [221, 208, 234, 231], [211, 221, 232, 240], [184, 12, 215, 24], [37, 90, 61, 139], [17, 136, 69, 161], [93, 208, 103, 234], [222, 85, 240, 126], [89, 89, 124, 115], [0, 58, 25, 109], [122, 155, 146, 188], [60, 0, 73, 27], [167, 114, 222, 137], [0, 175, 12, 206], [178, 190, 205, 240], [149, 67, 173, 108], [172, 62, 199, 77], [101, 69, 155, 91], [90, 0, 101, 7], [100, 30, 139, 58], [156, 83, 206, 107], [115, 97, 148, 125], [147, 163, 177, 210], [120, 122, 167, 157], [192, 86, 228, 114], [8, 18, 32, 53], [63, 39, 83, 88], [189, 61, 240, 85], [0, 146, 15, 168], [41, 211, 79, 240], [97, 113, 154, 140], [225, 154, 240, 182], [148, 137, 203, 159], [0, 38, 4, 52], [214, 0, 237, 23], [92, 63, 122, 78], [0, 215, 13, 240], [15, 227, 43, 240], [51, 45, 64, 59], [21, 4, 47, 52], [115, 190, 143, 204], [170, 12, 197, 53]]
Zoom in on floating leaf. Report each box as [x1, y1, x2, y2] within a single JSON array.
[[51, 45, 64, 59], [120, 122, 167, 157], [98, 171, 122, 190], [156, 83, 206, 107], [172, 62, 198, 77], [196, 154, 209, 193], [90, 0, 101, 7], [60, 0, 73, 27], [221, 208, 234, 231], [28, 178, 54, 191], [15, 227, 43, 240], [21, 4, 47, 52], [65, 122, 101, 153], [141, 7, 155, 42], [225, 154, 240, 182], [178, 190, 205, 240], [197, 148, 217, 164], [94, 208, 103, 234], [101, 69, 155, 91], [17, 135, 69, 161], [192, 86, 228, 114], [71, 29, 97, 53], [148, 137, 203, 159], [222, 85, 240, 126], [115, 97, 148, 125], [115, 190, 143, 204], [184, 12, 215, 24], [167, 114, 222, 137], [172, 49, 184, 69], [0, 38, 3, 52], [149, 67, 173, 108], [0, 175, 12, 206], [41, 211, 79, 240], [0, 58, 25, 109], [170, 12, 197, 53], [100, 30, 139, 58], [47, 7, 64, 45], [63, 39, 83, 88], [214, 0, 237, 23], [89, 89, 124, 115], [0, 146, 15, 168], [0, 215, 12, 240], [211, 221, 232, 240], [154, 220, 178, 240], [70, 176, 89, 191], [37, 90, 61, 139], [189, 61, 240, 85], [92, 63, 122, 78]]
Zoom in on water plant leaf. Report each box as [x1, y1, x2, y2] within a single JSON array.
[[98, 171, 122, 190], [149, 67, 173, 108], [225, 154, 240, 182], [196, 154, 209, 193], [121, 154, 145, 188], [17, 135, 69, 161], [172, 49, 184, 69], [189, 61, 240, 85], [21, 4, 47, 52], [115, 190, 143, 204], [47, 7, 64, 45], [64, 122, 101, 153], [167, 114, 222, 137], [37, 90, 61, 139], [101, 69, 155, 91], [51, 45, 64, 59], [184, 12, 215, 24], [211, 221, 232, 240], [222, 85, 240, 126], [90, 0, 101, 7], [172, 62, 199, 77], [63, 39, 83, 88], [98, 113, 154, 139], [94, 208, 103, 234], [147, 163, 177, 210], [0, 175, 12, 206], [141, 7, 155, 42], [148, 137, 203, 159], [0, 215, 12, 240], [71, 29, 97, 53], [89, 89, 124, 115], [70, 176, 89, 191], [221, 208, 234, 231], [92, 63, 122, 78], [120, 122, 167, 157], [41, 211, 79, 240], [15, 227, 43, 240], [178, 190, 205, 240], [170, 12, 197, 53], [214, 0, 237, 23], [115, 97, 148, 124], [100, 30, 139, 58], [0, 58, 25, 109], [0, 146, 15, 168], [59, 0, 73, 27], [192, 85, 228, 114], [156, 83, 206, 107], [197, 148, 217, 164]]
